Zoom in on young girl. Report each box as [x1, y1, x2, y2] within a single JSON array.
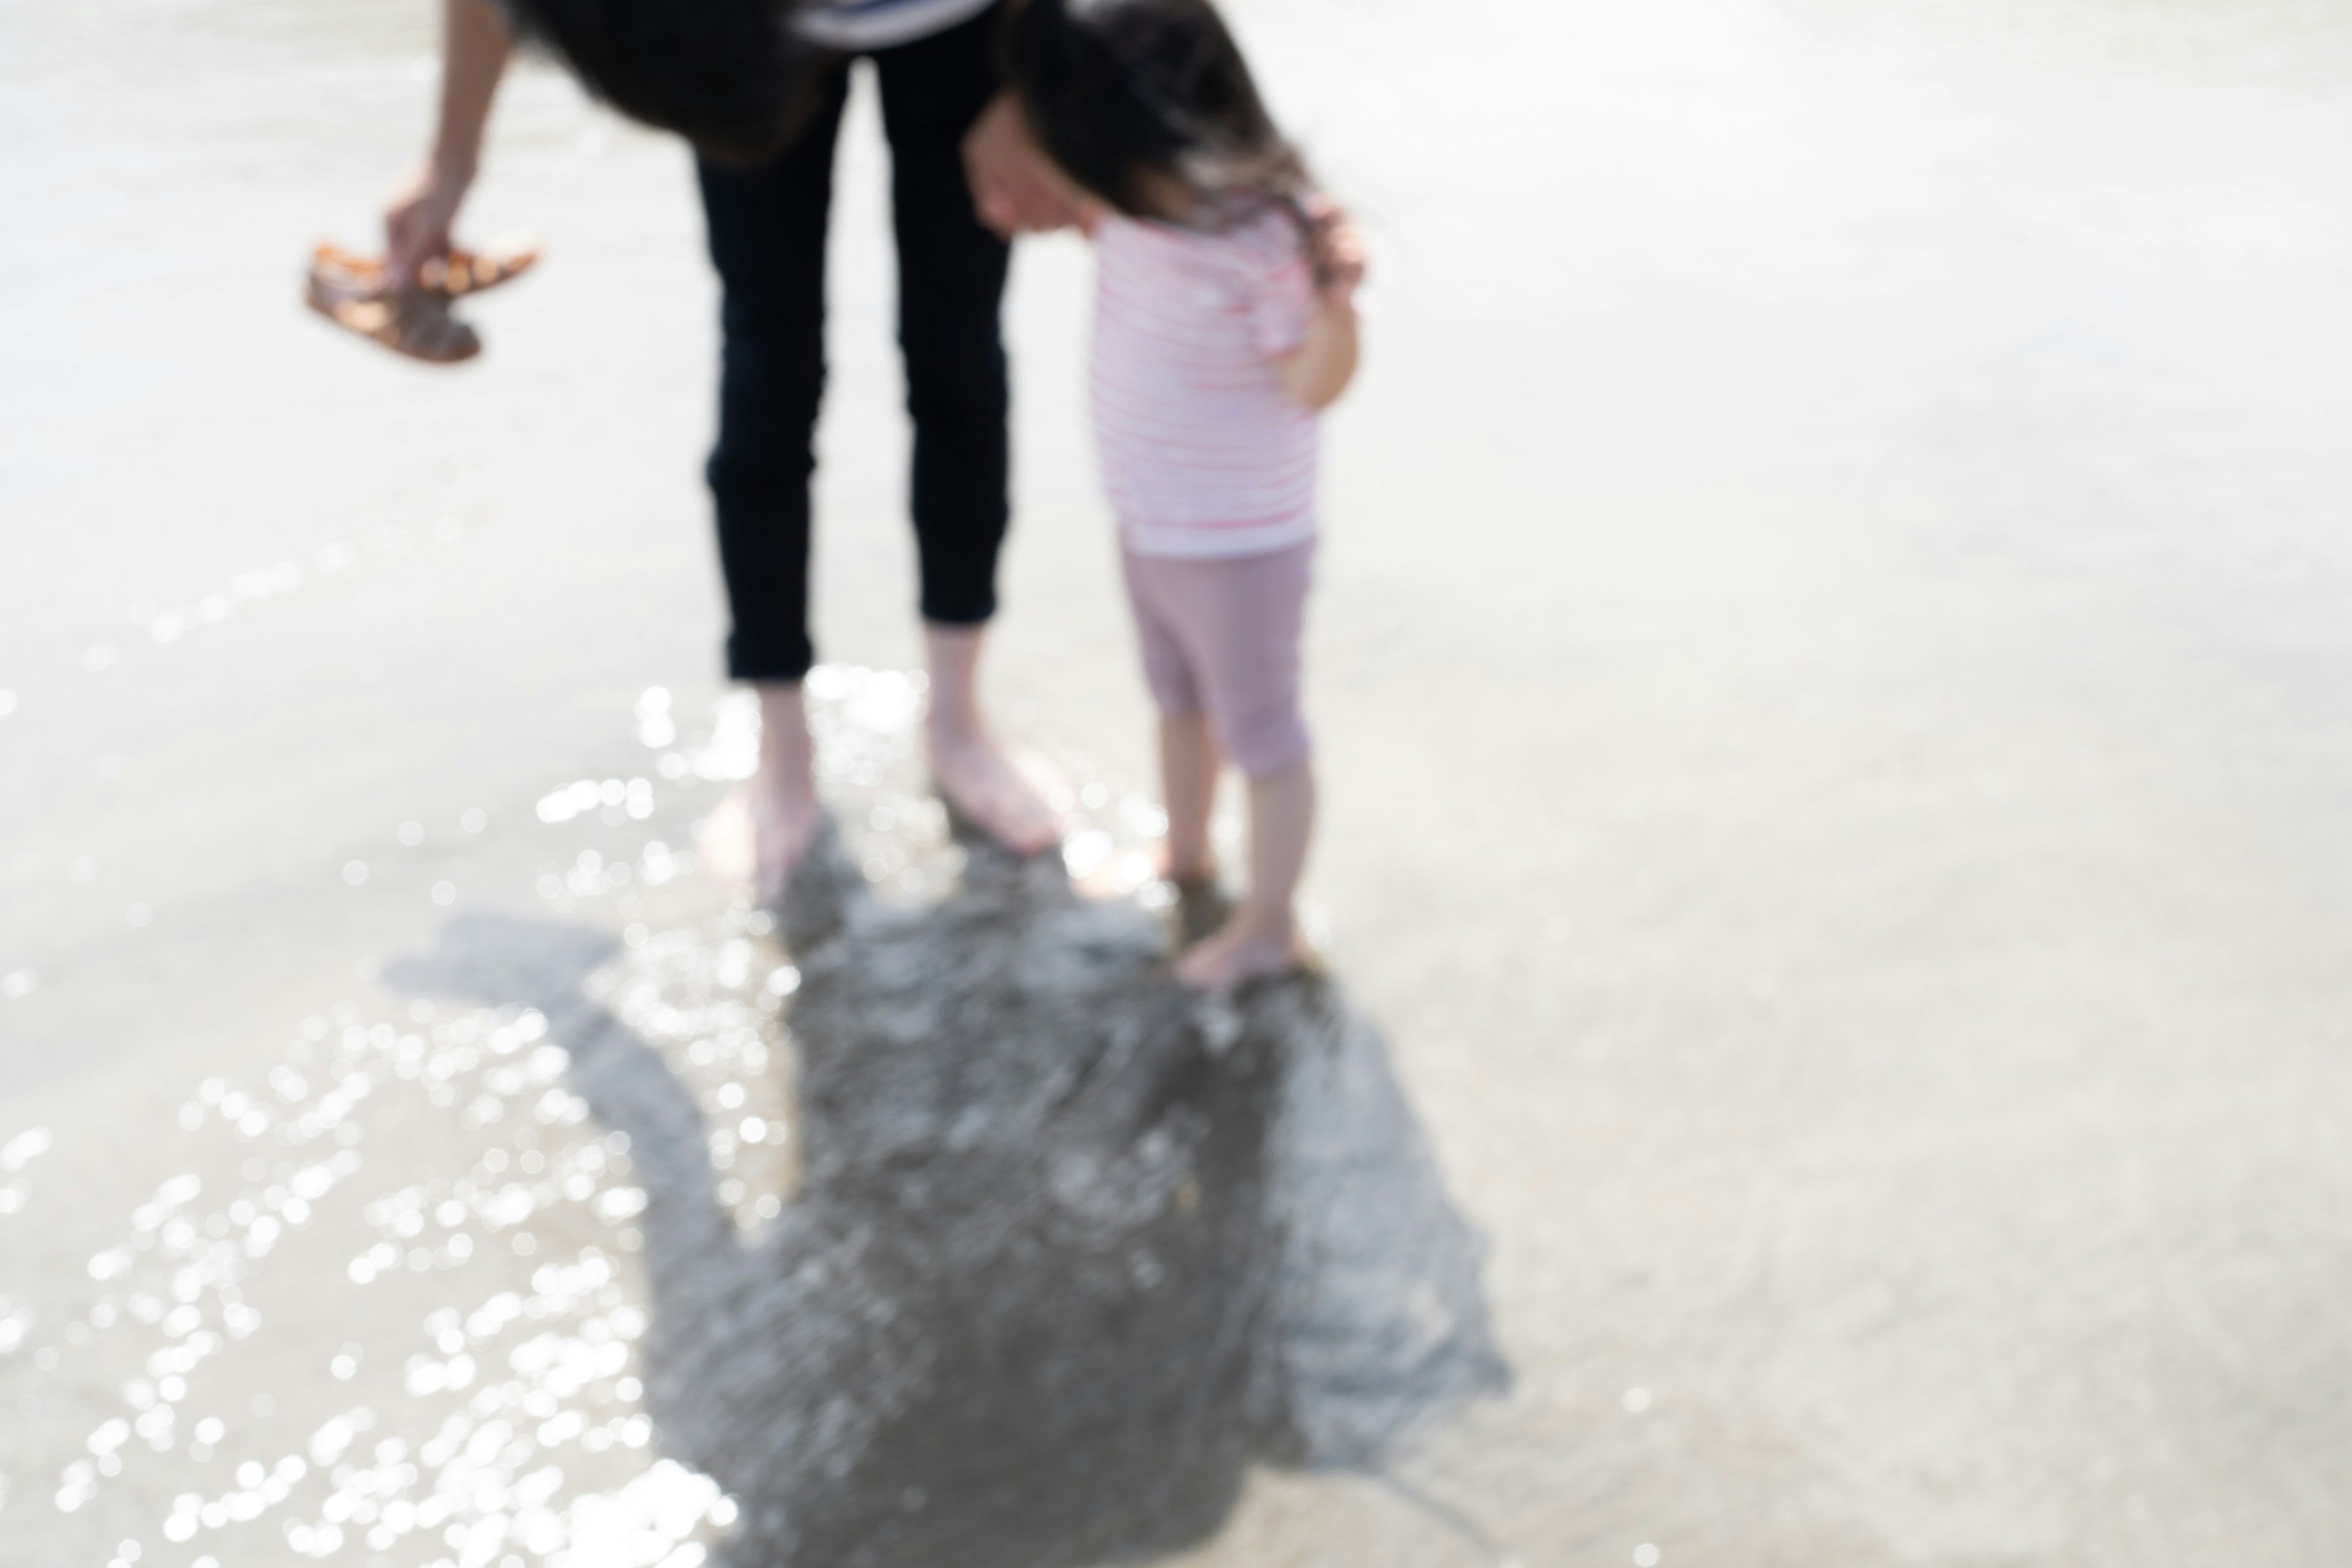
[[1005, 0, 1365, 989]]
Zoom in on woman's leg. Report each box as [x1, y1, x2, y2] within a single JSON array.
[[695, 66, 851, 895], [696, 66, 850, 686], [873, 9, 1056, 852], [873, 8, 1009, 629]]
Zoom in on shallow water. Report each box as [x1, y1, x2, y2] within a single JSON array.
[[0, 681, 1503, 1568]]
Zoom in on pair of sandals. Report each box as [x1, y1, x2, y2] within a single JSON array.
[[303, 239, 539, 365]]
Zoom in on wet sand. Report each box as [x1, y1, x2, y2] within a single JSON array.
[[8, 0, 2352, 1562]]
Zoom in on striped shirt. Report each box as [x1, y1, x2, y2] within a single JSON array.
[[1091, 210, 1322, 560], [796, 0, 995, 50]]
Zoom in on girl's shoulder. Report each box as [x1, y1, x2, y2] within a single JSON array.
[[1098, 206, 1305, 268], [1092, 213, 1198, 272], [1177, 206, 1313, 300], [1219, 204, 1310, 262]]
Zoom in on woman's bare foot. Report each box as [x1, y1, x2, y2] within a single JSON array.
[[698, 774, 823, 906], [922, 622, 1060, 854], [1174, 911, 1310, 990], [927, 726, 1061, 854], [748, 769, 824, 903], [697, 680, 824, 905]]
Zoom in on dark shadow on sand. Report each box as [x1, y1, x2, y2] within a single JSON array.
[[387, 828, 1506, 1568]]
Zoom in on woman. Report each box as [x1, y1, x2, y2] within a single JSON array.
[[385, 0, 1080, 897]]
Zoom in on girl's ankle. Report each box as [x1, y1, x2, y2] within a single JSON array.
[[1227, 904, 1296, 948], [1159, 846, 1217, 885]]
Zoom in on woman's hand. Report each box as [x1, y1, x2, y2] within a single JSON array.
[[384, 162, 474, 292], [384, 0, 511, 290], [963, 91, 1086, 238]]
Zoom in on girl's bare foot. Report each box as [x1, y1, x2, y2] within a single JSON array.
[[1150, 838, 1217, 888], [1142, 843, 1230, 945], [1174, 913, 1310, 990]]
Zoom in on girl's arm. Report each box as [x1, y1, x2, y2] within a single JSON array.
[[1277, 211, 1366, 411], [1278, 293, 1360, 410], [384, 0, 513, 288]]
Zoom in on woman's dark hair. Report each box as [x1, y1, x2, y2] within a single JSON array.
[[1003, 0, 1313, 228], [494, 0, 831, 162]]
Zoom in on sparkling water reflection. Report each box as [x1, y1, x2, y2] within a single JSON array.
[[0, 670, 1502, 1568]]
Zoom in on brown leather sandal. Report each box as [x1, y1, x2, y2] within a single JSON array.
[[310, 239, 539, 300], [304, 260, 480, 365]]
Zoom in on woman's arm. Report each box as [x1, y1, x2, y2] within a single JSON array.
[[385, 0, 513, 288], [963, 91, 1087, 238], [1277, 211, 1366, 411]]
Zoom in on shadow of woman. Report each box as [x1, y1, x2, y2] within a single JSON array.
[[387, 827, 1507, 1568]]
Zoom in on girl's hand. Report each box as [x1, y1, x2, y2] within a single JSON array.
[[1276, 200, 1366, 410], [1316, 220, 1366, 303], [1300, 196, 1366, 303]]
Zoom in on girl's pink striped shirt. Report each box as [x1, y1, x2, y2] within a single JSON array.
[[1089, 210, 1321, 560]]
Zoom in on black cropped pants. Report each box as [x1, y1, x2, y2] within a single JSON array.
[[696, 4, 1011, 682]]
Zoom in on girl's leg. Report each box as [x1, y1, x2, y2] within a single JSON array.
[[1121, 548, 1219, 883], [1176, 762, 1316, 988], [1158, 712, 1220, 882], [1160, 541, 1319, 988]]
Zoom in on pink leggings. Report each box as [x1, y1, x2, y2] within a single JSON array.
[[1119, 539, 1315, 778]]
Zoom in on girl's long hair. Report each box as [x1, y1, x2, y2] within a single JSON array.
[[1003, 0, 1317, 230], [493, 0, 831, 163]]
